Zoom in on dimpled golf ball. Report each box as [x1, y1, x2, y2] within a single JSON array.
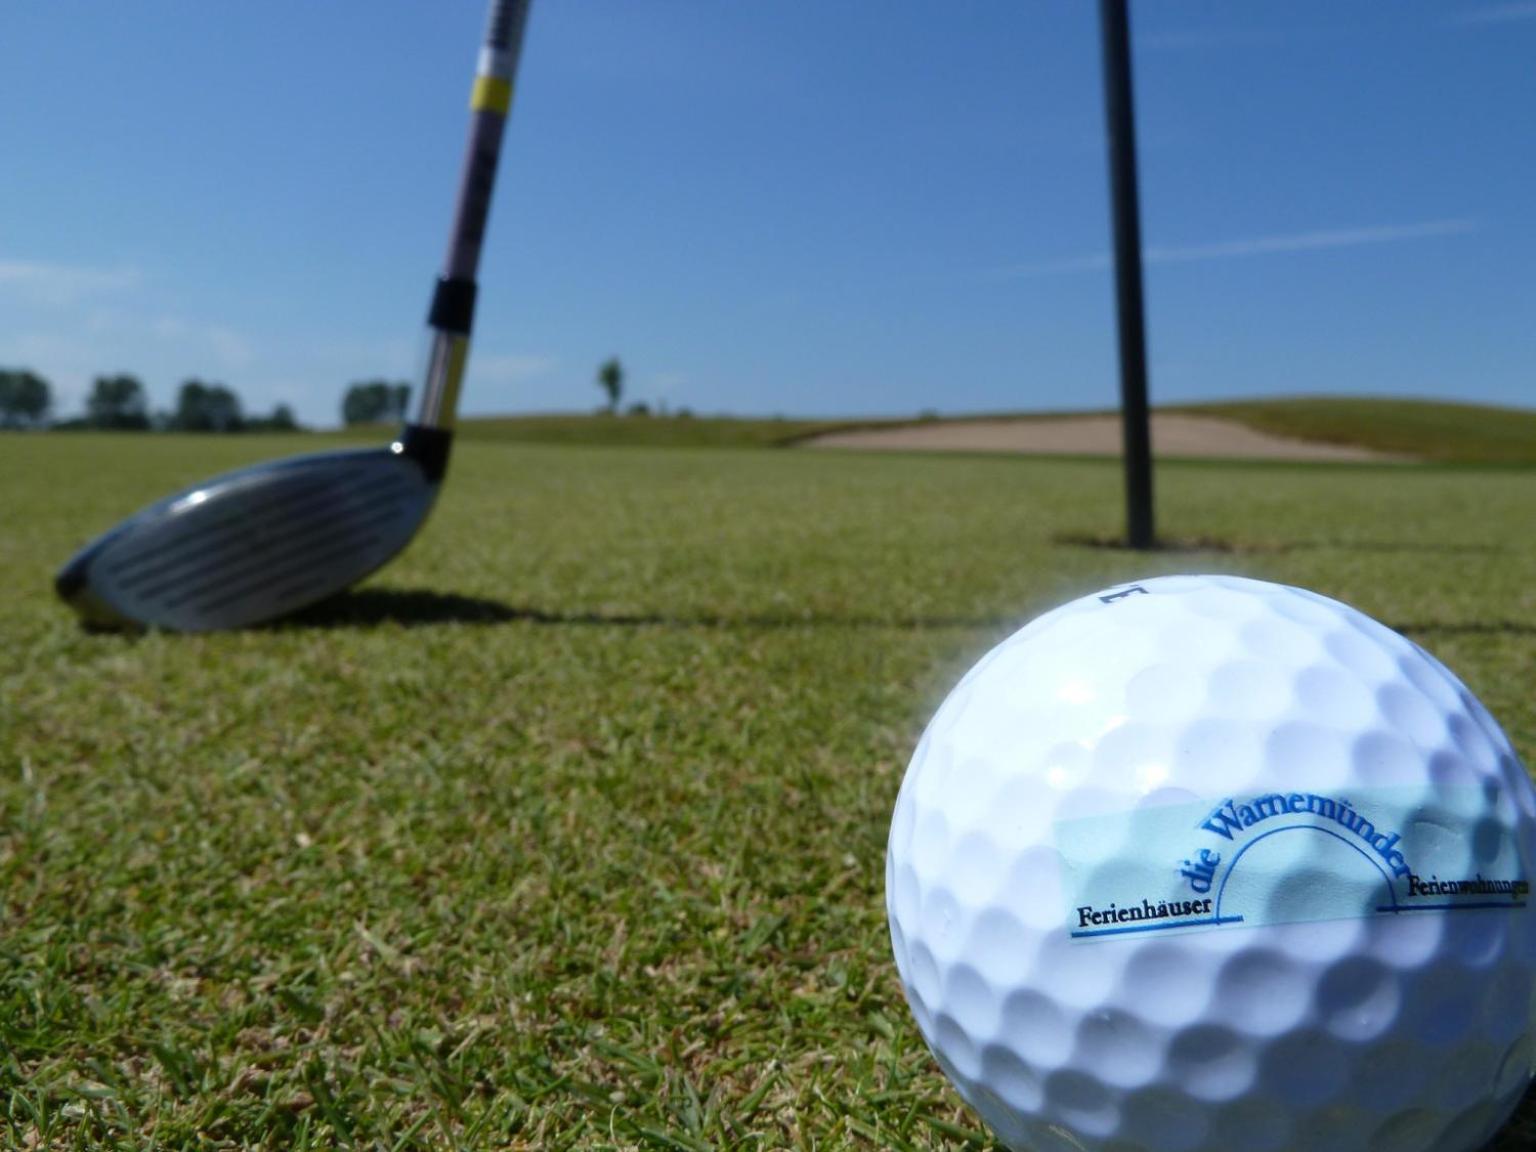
[[886, 575, 1536, 1152]]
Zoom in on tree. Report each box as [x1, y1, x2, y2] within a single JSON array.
[[269, 403, 299, 431], [0, 368, 52, 428], [597, 357, 624, 413], [342, 380, 411, 426], [247, 403, 301, 432], [173, 379, 245, 432], [86, 374, 150, 430]]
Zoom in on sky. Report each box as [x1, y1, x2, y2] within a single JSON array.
[[2, 0, 1533, 427]]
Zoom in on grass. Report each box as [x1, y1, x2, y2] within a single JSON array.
[[1176, 396, 1536, 466], [2, 431, 1535, 1150], [454, 413, 854, 450], [444, 397, 1536, 466]]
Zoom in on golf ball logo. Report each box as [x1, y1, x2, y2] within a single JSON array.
[[886, 575, 1536, 1152], [1058, 785, 1530, 941]]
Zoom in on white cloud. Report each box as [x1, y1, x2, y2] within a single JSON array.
[[1448, 3, 1536, 25], [1137, 28, 1288, 53], [991, 218, 1479, 280], [308, 336, 413, 367], [149, 315, 254, 369], [469, 352, 559, 384], [0, 258, 141, 306], [1145, 218, 1478, 263], [0, 255, 396, 425]]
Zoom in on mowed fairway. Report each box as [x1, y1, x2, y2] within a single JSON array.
[[3, 433, 1535, 1150]]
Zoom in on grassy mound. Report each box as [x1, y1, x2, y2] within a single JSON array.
[[1178, 396, 1536, 466], [457, 412, 853, 449], [449, 396, 1536, 465]]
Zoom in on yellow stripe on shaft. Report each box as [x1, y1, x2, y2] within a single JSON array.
[[471, 76, 512, 115]]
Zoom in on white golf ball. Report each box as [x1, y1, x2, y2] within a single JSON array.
[[886, 574, 1536, 1152]]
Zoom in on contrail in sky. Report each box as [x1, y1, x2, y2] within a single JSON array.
[[991, 218, 1479, 280]]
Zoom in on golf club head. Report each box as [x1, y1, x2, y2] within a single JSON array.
[[56, 427, 450, 632]]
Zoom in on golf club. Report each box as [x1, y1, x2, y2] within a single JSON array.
[[55, 0, 533, 631]]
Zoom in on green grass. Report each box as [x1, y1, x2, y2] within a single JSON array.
[[441, 396, 1536, 466], [1177, 396, 1536, 466], [2, 431, 1535, 1149]]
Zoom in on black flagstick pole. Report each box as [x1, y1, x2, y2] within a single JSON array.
[[1099, 0, 1155, 549]]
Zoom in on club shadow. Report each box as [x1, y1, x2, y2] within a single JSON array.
[[1056, 533, 1506, 556], [1493, 1079, 1536, 1151], [278, 587, 1014, 633], [1390, 620, 1536, 638]]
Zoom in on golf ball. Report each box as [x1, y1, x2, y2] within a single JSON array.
[[886, 575, 1536, 1152]]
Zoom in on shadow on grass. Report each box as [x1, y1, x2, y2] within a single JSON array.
[[280, 587, 1016, 633], [1057, 532, 1506, 556], [281, 588, 1536, 638]]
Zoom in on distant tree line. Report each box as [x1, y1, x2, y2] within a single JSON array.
[[4, 360, 683, 430], [341, 380, 410, 426], [0, 369, 51, 428], [0, 367, 420, 432], [47, 375, 299, 432]]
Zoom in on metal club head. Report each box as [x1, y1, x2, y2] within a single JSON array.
[[55, 427, 450, 632], [56, 0, 533, 633]]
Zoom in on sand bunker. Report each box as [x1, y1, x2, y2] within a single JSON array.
[[804, 414, 1403, 462]]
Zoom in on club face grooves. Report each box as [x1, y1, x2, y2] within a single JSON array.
[[115, 479, 412, 602], [105, 473, 409, 597], [59, 448, 440, 631], [174, 501, 409, 617]]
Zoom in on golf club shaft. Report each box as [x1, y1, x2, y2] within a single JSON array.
[[1099, 0, 1155, 549], [414, 0, 534, 433]]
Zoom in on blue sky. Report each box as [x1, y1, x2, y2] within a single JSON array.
[[2, 0, 1532, 426]]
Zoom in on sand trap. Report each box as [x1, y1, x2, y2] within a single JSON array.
[[804, 414, 1404, 462]]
